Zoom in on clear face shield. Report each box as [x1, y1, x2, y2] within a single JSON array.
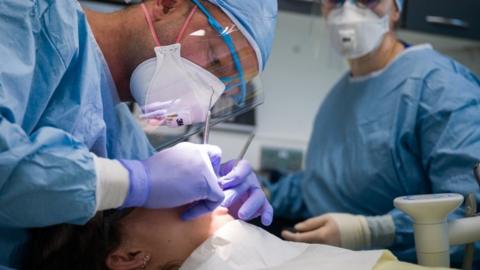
[[130, 0, 264, 150]]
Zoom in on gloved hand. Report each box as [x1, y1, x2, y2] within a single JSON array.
[[281, 213, 371, 250], [218, 159, 273, 226], [139, 101, 173, 126], [119, 142, 224, 220]]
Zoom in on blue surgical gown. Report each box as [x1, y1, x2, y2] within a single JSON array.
[[269, 44, 480, 265], [0, 1, 153, 268]]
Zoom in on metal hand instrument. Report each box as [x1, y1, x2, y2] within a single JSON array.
[[203, 90, 214, 144], [474, 162, 480, 185], [235, 132, 255, 166]]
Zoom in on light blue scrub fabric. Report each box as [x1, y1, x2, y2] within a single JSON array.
[[269, 45, 480, 265], [0, 0, 153, 268]]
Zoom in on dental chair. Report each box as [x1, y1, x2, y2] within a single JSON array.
[[394, 162, 480, 269]]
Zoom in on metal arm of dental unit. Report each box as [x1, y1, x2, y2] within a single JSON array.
[[394, 164, 480, 268]]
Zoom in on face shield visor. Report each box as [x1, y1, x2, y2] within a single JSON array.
[[130, 0, 263, 149]]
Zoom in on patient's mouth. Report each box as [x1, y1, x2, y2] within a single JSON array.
[[213, 207, 229, 216]]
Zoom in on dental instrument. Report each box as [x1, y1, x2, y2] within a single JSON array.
[[236, 132, 255, 165], [475, 162, 480, 185], [203, 91, 214, 144]]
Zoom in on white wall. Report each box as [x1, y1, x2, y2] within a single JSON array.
[[210, 11, 480, 169]]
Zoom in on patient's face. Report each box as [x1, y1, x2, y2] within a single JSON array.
[[115, 207, 233, 268]]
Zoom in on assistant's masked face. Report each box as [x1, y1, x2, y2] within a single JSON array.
[[130, 1, 259, 127], [323, 0, 393, 59]]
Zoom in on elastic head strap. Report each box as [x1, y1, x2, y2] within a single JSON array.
[[176, 6, 198, 43], [141, 3, 162, 47]]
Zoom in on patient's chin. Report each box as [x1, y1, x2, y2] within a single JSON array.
[[212, 207, 230, 216], [207, 207, 234, 235]]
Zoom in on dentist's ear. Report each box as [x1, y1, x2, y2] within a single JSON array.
[[145, 0, 190, 20], [389, 0, 401, 30], [392, 0, 402, 22], [158, 0, 178, 14], [391, 7, 401, 22]]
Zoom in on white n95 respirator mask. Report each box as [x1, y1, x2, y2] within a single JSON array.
[[326, 1, 390, 59], [130, 43, 224, 127], [130, 4, 225, 127]]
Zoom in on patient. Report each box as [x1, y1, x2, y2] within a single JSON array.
[[23, 207, 450, 270], [23, 206, 232, 270]]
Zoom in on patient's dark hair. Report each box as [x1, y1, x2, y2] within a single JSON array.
[[22, 209, 181, 270]]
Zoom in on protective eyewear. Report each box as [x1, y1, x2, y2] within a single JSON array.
[[322, 0, 382, 9], [189, 0, 248, 105], [180, 25, 256, 104]]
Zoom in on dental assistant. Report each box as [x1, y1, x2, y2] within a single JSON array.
[[270, 0, 480, 266], [0, 0, 277, 268]]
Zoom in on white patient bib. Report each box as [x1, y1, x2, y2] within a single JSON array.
[[180, 220, 384, 270]]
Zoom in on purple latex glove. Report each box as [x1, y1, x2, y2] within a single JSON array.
[[119, 142, 224, 220], [219, 160, 273, 226], [139, 100, 180, 125]]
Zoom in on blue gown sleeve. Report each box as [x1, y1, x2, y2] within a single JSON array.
[[267, 171, 311, 219], [389, 69, 480, 263], [0, 117, 97, 228], [0, 3, 97, 228]]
